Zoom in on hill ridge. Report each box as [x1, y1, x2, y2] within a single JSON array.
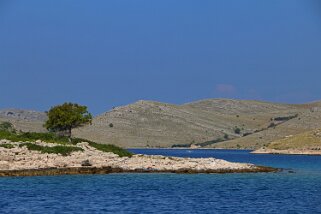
[[1, 98, 321, 149]]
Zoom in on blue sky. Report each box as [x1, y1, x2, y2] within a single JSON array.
[[1, 0, 321, 115]]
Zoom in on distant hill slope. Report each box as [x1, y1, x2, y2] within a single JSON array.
[[73, 99, 316, 148], [0, 109, 47, 133], [3, 99, 321, 149], [212, 101, 321, 149], [251, 128, 321, 155], [264, 129, 321, 150]]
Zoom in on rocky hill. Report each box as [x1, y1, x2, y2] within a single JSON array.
[[0, 109, 47, 133], [265, 128, 321, 150], [251, 128, 321, 155], [73, 99, 320, 148], [211, 101, 321, 149], [2, 99, 321, 149]]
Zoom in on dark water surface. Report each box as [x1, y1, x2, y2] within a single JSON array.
[[1, 149, 321, 213]]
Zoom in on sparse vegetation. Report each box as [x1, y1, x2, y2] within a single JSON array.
[[109, 123, 114, 128], [268, 122, 276, 128], [0, 144, 14, 149], [273, 114, 298, 122], [19, 143, 83, 156], [252, 115, 295, 135], [266, 129, 321, 150], [234, 127, 241, 134], [242, 132, 252, 137], [0, 122, 16, 133], [0, 130, 69, 144], [87, 142, 133, 157], [171, 143, 192, 148], [69, 138, 133, 157], [0, 130, 133, 157], [196, 137, 224, 147]]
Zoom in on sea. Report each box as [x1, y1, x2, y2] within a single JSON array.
[[1, 149, 321, 214]]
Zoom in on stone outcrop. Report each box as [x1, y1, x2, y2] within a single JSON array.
[[0, 140, 277, 176]]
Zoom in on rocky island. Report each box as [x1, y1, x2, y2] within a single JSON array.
[[0, 139, 277, 177]]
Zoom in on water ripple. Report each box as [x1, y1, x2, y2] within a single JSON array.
[[1, 149, 321, 213]]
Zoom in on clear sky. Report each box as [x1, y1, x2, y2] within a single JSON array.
[[1, 0, 321, 115]]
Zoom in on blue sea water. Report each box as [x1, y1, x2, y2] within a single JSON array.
[[1, 149, 321, 214]]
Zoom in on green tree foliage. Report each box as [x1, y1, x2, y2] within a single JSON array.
[[45, 103, 92, 137], [234, 127, 241, 134], [0, 122, 16, 133], [224, 133, 229, 140]]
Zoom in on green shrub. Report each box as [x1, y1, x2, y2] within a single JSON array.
[[242, 132, 252, 137], [196, 137, 224, 147], [268, 122, 276, 128], [88, 142, 132, 157], [0, 130, 69, 144], [0, 130, 133, 157], [0, 122, 16, 133], [19, 132, 70, 144], [0, 144, 14, 149], [19, 143, 83, 156], [171, 143, 192, 148], [0, 130, 20, 142], [71, 138, 133, 157], [224, 134, 229, 140], [273, 114, 298, 121], [234, 127, 241, 134]]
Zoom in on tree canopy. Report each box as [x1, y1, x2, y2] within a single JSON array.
[[45, 103, 92, 137]]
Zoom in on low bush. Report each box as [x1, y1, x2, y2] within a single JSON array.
[[234, 127, 241, 134], [196, 137, 224, 147], [19, 132, 70, 144], [273, 114, 298, 121], [0, 122, 16, 133], [0, 144, 15, 149], [268, 122, 276, 128], [71, 138, 133, 157], [242, 132, 252, 137], [171, 143, 192, 148], [0, 130, 69, 144], [19, 143, 83, 156], [88, 142, 133, 157], [0, 130, 133, 157]]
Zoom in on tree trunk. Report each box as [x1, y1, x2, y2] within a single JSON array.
[[67, 127, 72, 143]]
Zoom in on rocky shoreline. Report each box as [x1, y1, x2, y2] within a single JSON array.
[[0, 140, 277, 177], [0, 165, 277, 177], [252, 148, 321, 156]]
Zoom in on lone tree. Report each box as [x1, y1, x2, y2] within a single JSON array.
[[45, 102, 92, 137]]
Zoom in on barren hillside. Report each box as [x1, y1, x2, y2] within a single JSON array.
[[264, 129, 321, 150], [212, 101, 321, 149], [2, 99, 321, 149], [73, 99, 314, 148], [0, 109, 47, 133]]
